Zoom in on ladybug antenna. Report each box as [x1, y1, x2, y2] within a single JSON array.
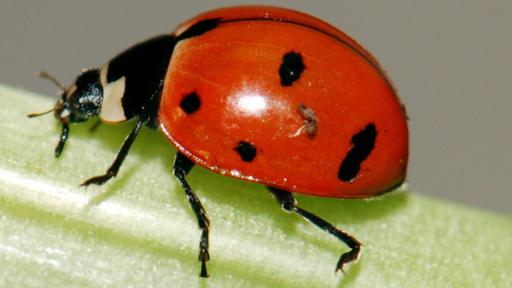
[[38, 70, 67, 92], [27, 107, 56, 118], [29, 70, 67, 119]]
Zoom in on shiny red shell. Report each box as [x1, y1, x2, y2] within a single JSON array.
[[159, 6, 408, 198]]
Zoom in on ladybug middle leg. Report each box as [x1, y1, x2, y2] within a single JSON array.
[[173, 152, 211, 278], [267, 187, 361, 274]]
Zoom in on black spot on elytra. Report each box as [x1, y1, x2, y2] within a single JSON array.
[[279, 51, 305, 86], [178, 18, 221, 40], [234, 141, 257, 162], [338, 123, 377, 182], [180, 92, 201, 114]]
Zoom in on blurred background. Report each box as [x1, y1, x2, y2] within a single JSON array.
[[0, 1, 510, 213]]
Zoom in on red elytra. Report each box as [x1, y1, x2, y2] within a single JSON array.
[[159, 6, 408, 198]]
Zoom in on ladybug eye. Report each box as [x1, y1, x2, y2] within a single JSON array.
[[338, 123, 377, 182]]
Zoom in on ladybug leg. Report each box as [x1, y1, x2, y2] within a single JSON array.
[[89, 119, 102, 133], [267, 187, 361, 274], [55, 122, 69, 157], [81, 118, 145, 186], [173, 152, 211, 278]]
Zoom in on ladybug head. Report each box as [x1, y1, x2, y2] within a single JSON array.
[[29, 69, 103, 157], [63, 69, 103, 122]]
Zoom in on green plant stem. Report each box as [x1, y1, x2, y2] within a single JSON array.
[[0, 84, 511, 287]]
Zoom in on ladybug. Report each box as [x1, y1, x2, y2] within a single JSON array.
[[30, 6, 408, 277]]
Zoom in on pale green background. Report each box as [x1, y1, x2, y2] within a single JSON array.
[[0, 0, 510, 213]]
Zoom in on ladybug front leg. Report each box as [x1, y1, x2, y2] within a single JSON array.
[[81, 118, 144, 186], [55, 121, 69, 157], [173, 152, 211, 278], [267, 187, 361, 274]]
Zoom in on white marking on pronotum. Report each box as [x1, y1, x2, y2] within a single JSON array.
[[99, 64, 127, 123]]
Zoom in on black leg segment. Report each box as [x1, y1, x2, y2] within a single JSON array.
[[173, 152, 211, 278], [89, 119, 102, 133], [55, 122, 69, 158], [81, 118, 145, 186], [267, 187, 361, 274]]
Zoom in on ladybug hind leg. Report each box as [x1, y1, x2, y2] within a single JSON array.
[[267, 187, 361, 274], [173, 152, 211, 278]]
